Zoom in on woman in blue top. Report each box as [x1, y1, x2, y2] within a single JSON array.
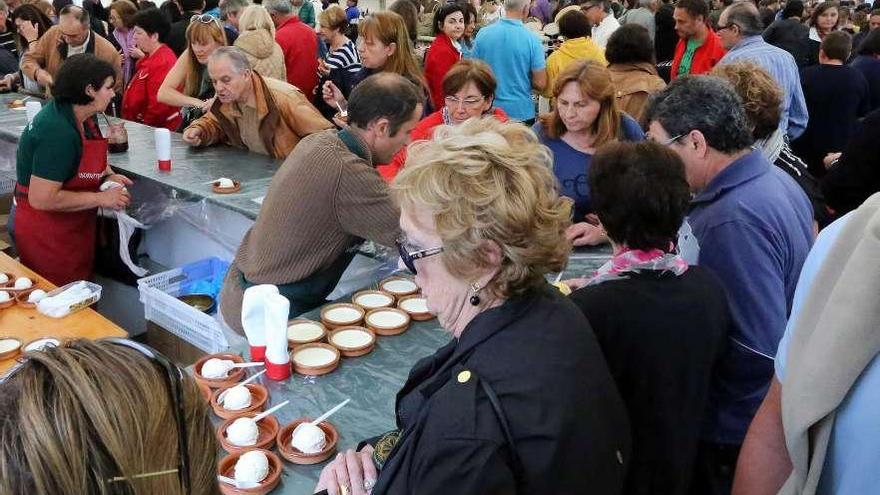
[[534, 60, 644, 245]]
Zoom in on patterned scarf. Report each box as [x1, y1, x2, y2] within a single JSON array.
[[586, 247, 688, 286]]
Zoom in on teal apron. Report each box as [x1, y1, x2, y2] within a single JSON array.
[[240, 129, 369, 317]]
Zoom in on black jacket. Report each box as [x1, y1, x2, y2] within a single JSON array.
[[370, 286, 631, 495], [821, 108, 880, 217], [763, 18, 808, 65], [569, 269, 730, 495]]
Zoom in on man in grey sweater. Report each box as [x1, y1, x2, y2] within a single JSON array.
[[220, 73, 424, 333]]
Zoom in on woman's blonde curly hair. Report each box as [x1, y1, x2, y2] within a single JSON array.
[[392, 118, 573, 299]]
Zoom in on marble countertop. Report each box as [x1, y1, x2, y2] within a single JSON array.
[[0, 94, 280, 220]]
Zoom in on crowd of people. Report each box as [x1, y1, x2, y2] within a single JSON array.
[[2, 0, 879, 493]]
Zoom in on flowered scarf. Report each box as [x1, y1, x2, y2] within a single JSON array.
[[586, 248, 688, 286]]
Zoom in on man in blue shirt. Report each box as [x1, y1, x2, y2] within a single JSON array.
[[645, 75, 813, 494], [473, 0, 547, 123], [716, 2, 808, 140]]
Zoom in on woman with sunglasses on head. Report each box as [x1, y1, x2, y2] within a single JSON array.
[[0, 338, 219, 494], [158, 15, 228, 130], [534, 60, 645, 247], [378, 59, 507, 181], [314, 118, 630, 495]]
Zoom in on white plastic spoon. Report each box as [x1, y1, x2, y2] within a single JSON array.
[[218, 369, 267, 403], [252, 399, 290, 423], [309, 398, 351, 427], [217, 475, 259, 489], [335, 100, 348, 118], [231, 362, 265, 369]]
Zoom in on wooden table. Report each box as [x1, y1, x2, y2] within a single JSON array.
[[0, 253, 126, 373]]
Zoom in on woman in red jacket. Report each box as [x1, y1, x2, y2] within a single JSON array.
[[381, 59, 508, 180], [122, 8, 182, 130], [424, 3, 466, 112]]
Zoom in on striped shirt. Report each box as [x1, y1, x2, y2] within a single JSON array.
[[0, 23, 17, 58], [324, 39, 361, 74]]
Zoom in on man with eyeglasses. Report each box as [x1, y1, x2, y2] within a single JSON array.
[[21, 5, 122, 91], [218, 73, 423, 334], [716, 2, 807, 141], [581, 0, 620, 48], [645, 76, 813, 494]]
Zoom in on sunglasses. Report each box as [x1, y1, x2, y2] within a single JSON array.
[[396, 236, 443, 275], [2, 338, 191, 492], [191, 13, 221, 28]]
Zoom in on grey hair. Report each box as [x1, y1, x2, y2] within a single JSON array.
[[504, 0, 530, 12], [724, 1, 764, 36], [263, 0, 292, 15], [221, 0, 251, 18], [0, 0, 7, 14], [59, 4, 91, 26], [645, 75, 754, 154], [638, 0, 653, 7], [209, 46, 253, 73]]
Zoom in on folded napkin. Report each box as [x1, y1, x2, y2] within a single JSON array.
[[263, 292, 291, 381], [241, 285, 280, 362]]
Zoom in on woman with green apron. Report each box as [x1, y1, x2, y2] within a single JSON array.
[[14, 54, 133, 286]]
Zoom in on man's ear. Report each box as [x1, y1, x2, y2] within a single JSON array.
[[368, 117, 391, 137]]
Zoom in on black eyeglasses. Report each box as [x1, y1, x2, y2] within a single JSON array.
[[101, 338, 191, 493], [396, 236, 443, 275], [716, 22, 739, 32]]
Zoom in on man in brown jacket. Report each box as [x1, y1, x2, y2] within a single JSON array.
[[20, 5, 122, 92], [182, 46, 331, 160], [219, 72, 424, 333]]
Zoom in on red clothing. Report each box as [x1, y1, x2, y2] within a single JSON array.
[[122, 44, 182, 130], [424, 32, 461, 111], [275, 16, 319, 102], [670, 28, 726, 80], [377, 107, 509, 181]]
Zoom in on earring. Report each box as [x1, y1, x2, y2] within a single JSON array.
[[469, 282, 481, 306]]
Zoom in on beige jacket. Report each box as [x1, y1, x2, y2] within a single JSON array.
[[186, 71, 332, 160], [608, 62, 666, 126], [233, 29, 287, 82], [20, 25, 123, 93]]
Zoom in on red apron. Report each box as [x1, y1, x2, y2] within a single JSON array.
[[15, 119, 107, 286]]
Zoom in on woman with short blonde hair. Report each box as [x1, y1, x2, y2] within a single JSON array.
[[0, 339, 219, 494], [234, 5, 287, 80], [313, 117, 631, 494], [535, 60, 645, 246]]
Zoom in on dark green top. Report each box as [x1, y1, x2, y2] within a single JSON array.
[[16, 100, 82, 186]]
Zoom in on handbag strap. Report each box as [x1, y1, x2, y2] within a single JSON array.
[[479, 376, 526, 489]]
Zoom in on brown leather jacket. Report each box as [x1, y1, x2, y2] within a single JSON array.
[[20, 25, 123, 93], [608, 62, 666, 126], [186, 71, 332, 160]]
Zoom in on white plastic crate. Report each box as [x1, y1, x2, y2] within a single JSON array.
[[137, 257, 231, 354]]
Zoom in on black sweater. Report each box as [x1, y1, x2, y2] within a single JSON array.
[[569, 268, 730, 495]]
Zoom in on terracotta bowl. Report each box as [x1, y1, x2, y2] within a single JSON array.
[[217, 449, 282, 495], [0, 337, 22, 361], [320, 303, 365, 330], [328, 326, 376, 358], [365, 308, 411, 336], [217, 414, 280, 454], [0, 272, 15, 288], [198, 382, 213, 403], [276, 418, 339, 465], [397, 294, 435, 321], [211, 383, 269, 420], [6, 277, 35, 293], [351, 289, 395, 312], [15, 287, 48, 309], [194, 353, 246, 389], [0, 291, 15, 309], [287, 318, 327, 348], [212, 180, 241, 194], [379, 276, 420, 300], [290, 343, 340, 376]]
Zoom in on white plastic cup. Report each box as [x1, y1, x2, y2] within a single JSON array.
[[25, 101, 41, 124]]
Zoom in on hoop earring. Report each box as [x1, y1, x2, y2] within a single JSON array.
[[469, 282, 482, 306]]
